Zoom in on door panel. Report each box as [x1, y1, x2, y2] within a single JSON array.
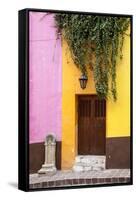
[[78, 95, 106, 155]]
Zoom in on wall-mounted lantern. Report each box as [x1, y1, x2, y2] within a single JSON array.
[[79, 74, 88, 89]]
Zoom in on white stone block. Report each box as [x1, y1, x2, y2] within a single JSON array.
[[73, 165, 84, 172], [83, 166, 92, 171], [73, 155, 106, 171]]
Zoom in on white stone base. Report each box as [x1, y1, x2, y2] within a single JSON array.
[[38, 163, 57, 175], [73, 155, 106, 172]]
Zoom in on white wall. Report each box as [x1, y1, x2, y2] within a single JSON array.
[[0, 0, 135, 199]]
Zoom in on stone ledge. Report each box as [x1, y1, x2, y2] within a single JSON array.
[[29, 177, 131, 189]]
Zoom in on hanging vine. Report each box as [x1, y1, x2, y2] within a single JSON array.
[[54, 13, 130, 101]]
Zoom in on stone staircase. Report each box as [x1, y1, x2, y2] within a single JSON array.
[[73, 155, 106, 172]]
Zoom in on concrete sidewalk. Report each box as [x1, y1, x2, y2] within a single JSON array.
[[29, 169, 131, 189]]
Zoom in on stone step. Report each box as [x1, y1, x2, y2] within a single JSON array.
[[73, 155, 106, 172]]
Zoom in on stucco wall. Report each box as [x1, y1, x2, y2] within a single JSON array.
[[28, 12, 130, 170], [106, 27, 130, 138], [61, 27, 130, 169], [29, 12, 62, 143]]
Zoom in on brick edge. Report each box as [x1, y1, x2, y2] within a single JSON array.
[[29, 177, 130, 189]]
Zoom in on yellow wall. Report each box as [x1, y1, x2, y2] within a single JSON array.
[[61, 28, 130, 169], [107, 29, 130, 137]]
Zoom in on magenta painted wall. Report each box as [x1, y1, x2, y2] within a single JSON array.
[[29, 12, 62, 143]]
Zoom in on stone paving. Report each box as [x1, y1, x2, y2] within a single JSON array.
[[29, 169, 131, 189]]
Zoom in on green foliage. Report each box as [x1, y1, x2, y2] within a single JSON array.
[[54, 14, 130, 101]]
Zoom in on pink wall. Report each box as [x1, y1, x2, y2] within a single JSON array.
[[29, 12, 62, 143]]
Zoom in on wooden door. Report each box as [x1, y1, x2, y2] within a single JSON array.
[[78, 95, 106, 155]]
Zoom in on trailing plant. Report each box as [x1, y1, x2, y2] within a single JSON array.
[[54, 14, 130, 101]]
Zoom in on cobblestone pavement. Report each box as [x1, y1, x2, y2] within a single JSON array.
[[29, 169, 131, 189]]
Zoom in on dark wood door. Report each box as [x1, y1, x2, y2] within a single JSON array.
[[78, 95, 106, 155]]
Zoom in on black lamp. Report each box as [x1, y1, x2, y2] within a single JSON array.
[[79, 74, 88, 89]]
